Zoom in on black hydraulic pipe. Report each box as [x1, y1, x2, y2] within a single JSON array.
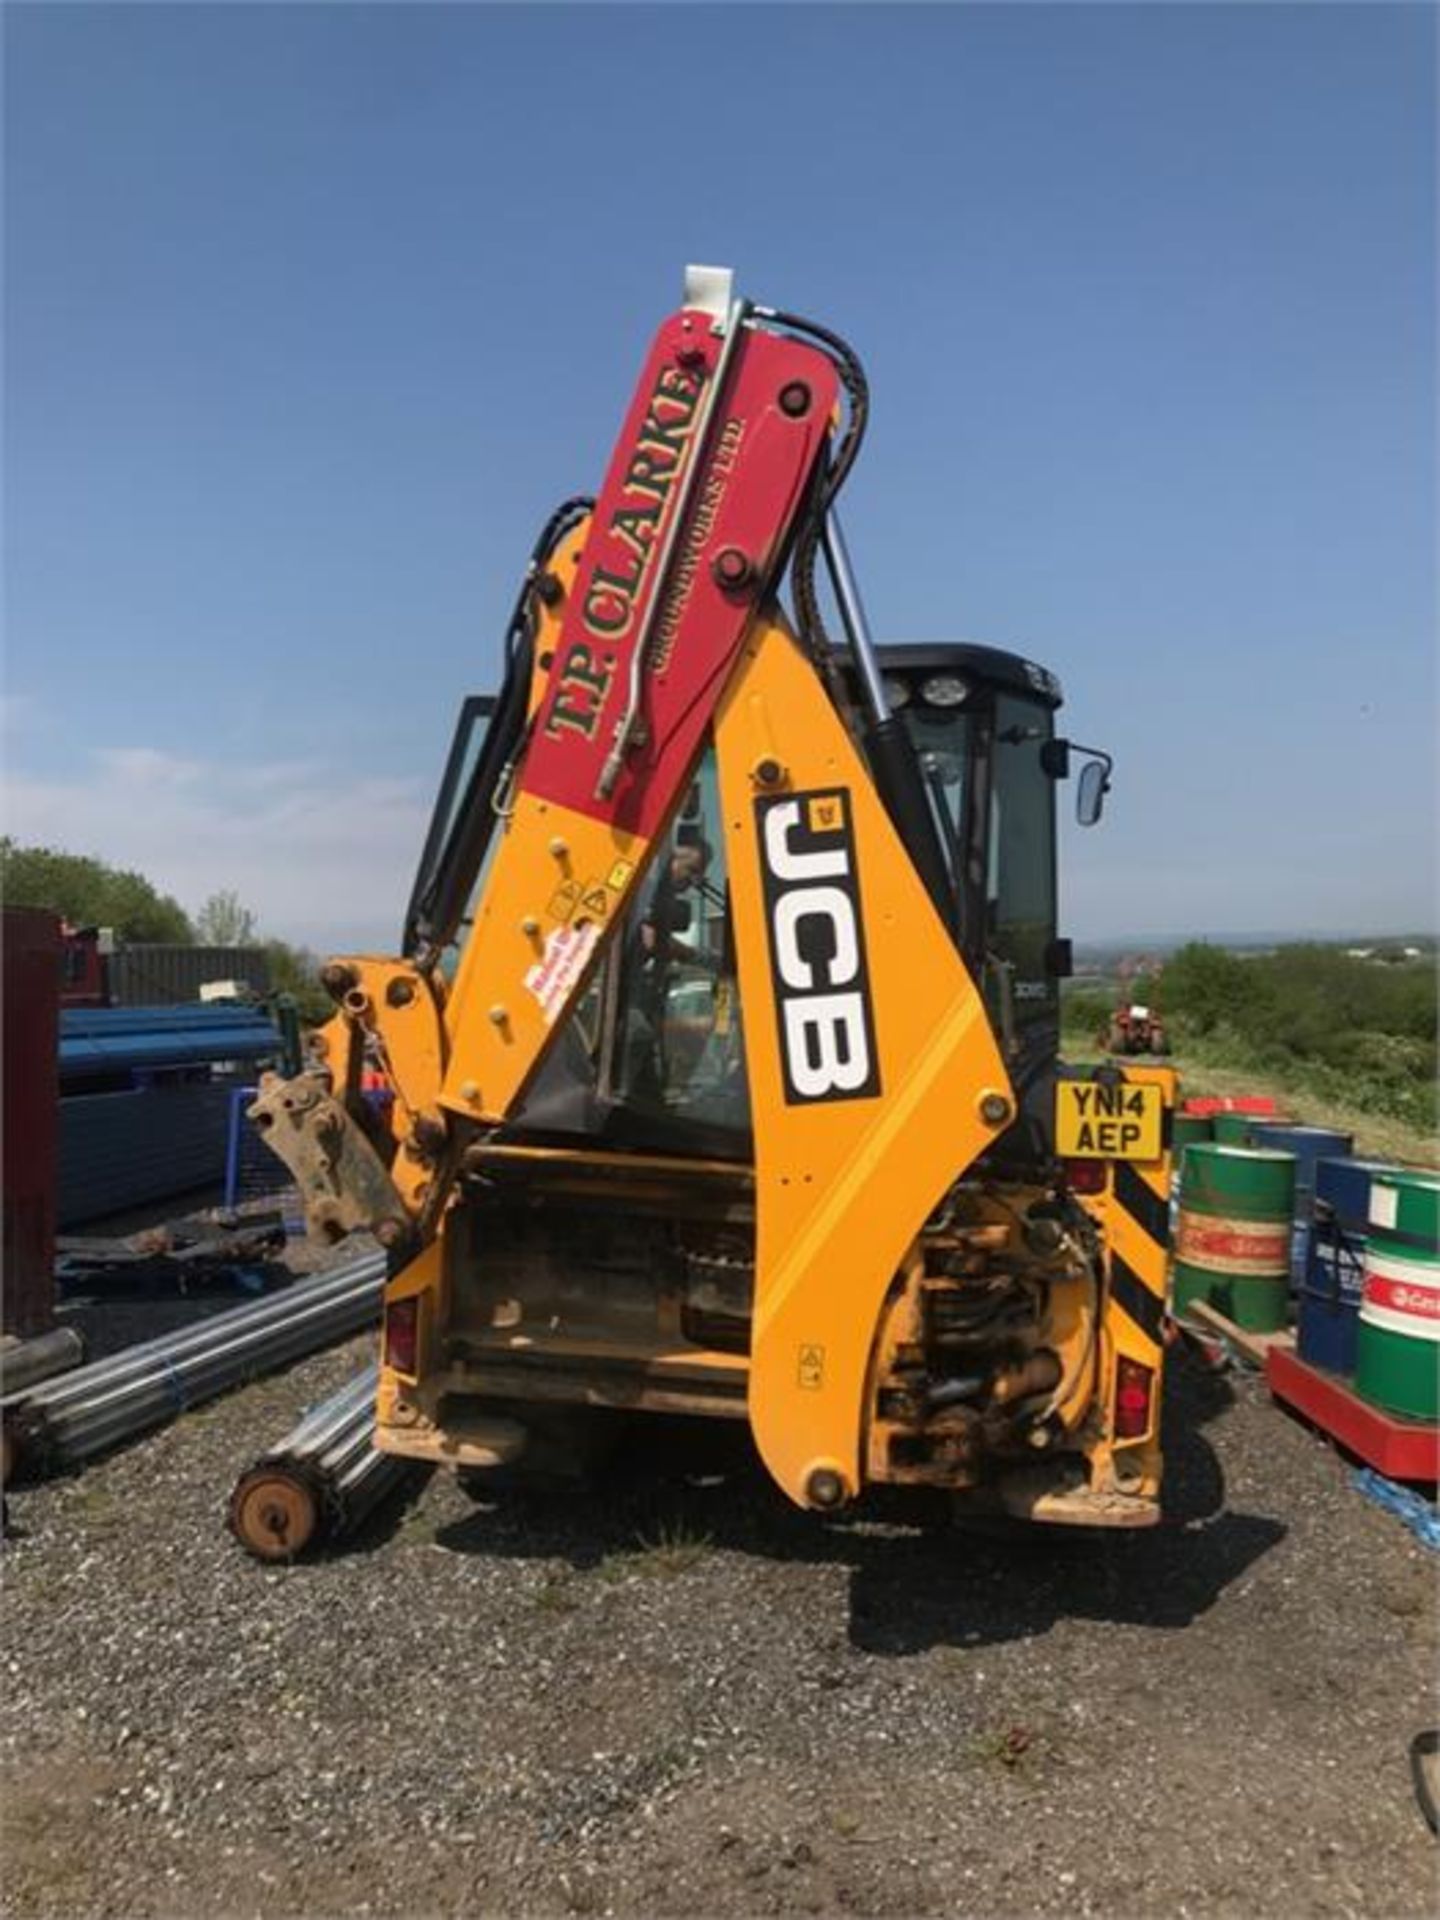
[[862, 716, 959, 936]]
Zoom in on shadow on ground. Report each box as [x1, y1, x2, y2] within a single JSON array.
[[423, 1343, 1285, 1652]]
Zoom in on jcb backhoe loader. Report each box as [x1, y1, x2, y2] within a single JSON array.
[[254, 267, 1177, 1526]]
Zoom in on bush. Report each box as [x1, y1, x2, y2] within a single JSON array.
[[1160, 942, 1437, 1130]]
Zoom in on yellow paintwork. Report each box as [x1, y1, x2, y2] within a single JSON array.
[[713, 617, 1014, 1508], [343, 960, 446, 1118], [439, 514, 637, 1123], [309, 958, 447, 1214], [529, 520, 590, 719], [461, 1141, 750, 1183], [439, 792, 651, 1121]]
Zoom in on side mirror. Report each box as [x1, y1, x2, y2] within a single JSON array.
[[1077, 758, 1109, 827]]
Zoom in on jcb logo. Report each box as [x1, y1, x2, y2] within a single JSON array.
[[757, 791, 880, 1105]]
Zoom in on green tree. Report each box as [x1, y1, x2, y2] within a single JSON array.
[[0, 838, 193, 942], [262, 938, 330, 1025], [1161, 942, 1264, 1037], [1158, 939, 1436, 1132], [195, 888, 258, 946]]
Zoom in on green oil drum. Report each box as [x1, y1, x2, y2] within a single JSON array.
[[1354, 1172, 1440, 1422], [1211, 1113, 1254, 1146], [1170, 1114, 1214, 1224], [1173, 1145, 1296, 1331]]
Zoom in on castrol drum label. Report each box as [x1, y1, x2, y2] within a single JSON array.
[[1175, 1211, 1288, 1278]]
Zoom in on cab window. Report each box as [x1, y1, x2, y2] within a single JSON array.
[[987, 693, 1058, 1023], [611, 753, 749, 1129]]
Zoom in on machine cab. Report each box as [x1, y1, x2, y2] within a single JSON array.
[[406, 640, 1087, 1166]]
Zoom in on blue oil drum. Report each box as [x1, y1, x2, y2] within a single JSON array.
[[1247, 1125, 1355, 1284], [1298, 1157, 1391, 1375]]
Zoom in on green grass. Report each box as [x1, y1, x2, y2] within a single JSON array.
[[1062, 1024, 1438, 1169], [1065, 942, 1438, 1150], [1160, 1047, 1438, 1168], [534, 1572, 582, 1613], [598, 1518, 714, 1581]]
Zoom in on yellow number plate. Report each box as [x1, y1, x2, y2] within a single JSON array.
[[1056, 1080, 1163, 1160]]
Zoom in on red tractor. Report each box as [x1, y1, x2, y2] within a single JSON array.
[[1099, 965, 1169, 1055]]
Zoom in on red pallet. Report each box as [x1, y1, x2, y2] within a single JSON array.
[[1267, 1345, 1439, 1482], [1181, 1095, 1283, 1118]]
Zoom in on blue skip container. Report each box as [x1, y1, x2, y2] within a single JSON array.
[[1248, 1124, 1355, 1286], [1298, 1157, 1391, 1376]]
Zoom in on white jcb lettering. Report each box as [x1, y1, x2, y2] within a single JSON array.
[[782, 995, 872, 1099], [773, 886, 858, 993], [763, 800, 847, 882]]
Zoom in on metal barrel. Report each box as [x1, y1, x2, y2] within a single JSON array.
[[1299, 1158, 1393, 1376], [1355, 1172, 1440, 1421], [1173, 1144, 1296, 1331], [1168, 1114, 1213, 1235], [1246, 1124, 1355, 1284], [1212, 1113, 1260, 1146]]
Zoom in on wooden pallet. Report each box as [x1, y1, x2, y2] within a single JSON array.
[[1184, 1298, 1296, 1369], [1267, 1345, 1439, 1483]]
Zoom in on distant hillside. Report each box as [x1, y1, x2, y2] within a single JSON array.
[[1064, 940, 1437, 1135], [1073, 931, 1437, 972]]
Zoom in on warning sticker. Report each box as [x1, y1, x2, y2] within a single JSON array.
[[546, 880, 582, 923], [607, 859, 635, 892], [579, 882, 610, 920], [797, 1344, 825, 1390], [523, 921, 600, 1025]]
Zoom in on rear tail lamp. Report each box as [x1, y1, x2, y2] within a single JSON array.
[[1114, 1355, 1155, 1440], [384, 1297, 420, 1376], [1063, 1158, 1107, 1195]]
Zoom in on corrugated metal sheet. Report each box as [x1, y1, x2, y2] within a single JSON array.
[[58, 1081, 237, 1227], [59, 1005, 282, 1083], [2, 909, 60, 1331], [107, 946, 270, 1006]]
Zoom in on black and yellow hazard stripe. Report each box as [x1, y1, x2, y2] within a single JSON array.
[[1105, 1151, 1170, 1355], [1097, 1065, 1175, 1457], [1060, 1061, 1177, 1452]]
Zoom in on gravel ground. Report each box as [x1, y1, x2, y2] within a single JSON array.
[[2, 1322, 1436, 1918]]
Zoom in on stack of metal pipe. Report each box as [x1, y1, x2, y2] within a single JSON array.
[[2, 1252, 385, 1480], [227, 1364, 424, 1560], [0, 1328, 86, 1398]]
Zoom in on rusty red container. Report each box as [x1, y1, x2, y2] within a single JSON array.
[[2, 908, 61, 1333]]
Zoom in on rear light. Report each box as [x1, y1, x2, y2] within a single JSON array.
[[384, 1297, 420, 1376], [1063, 1158, 1106, 1195], [1114, 1355, 1154, 1440]]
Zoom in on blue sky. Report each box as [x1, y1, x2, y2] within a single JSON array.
[[4, 2, 1435, 950]]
